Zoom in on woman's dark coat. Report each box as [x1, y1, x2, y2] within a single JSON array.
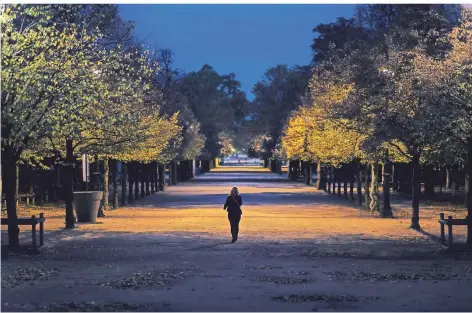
[[224, 195, 242, 218]]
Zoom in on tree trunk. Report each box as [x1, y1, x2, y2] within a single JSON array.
[[146, 164, 151, 196], [140, 163, 145, 198], [356, 162, 362, 206], [446, 166, 451, 189], [121, 162, 127, 205], [134, 162, 139, 200], [151, 163, 156, 193], [466, 137, 472, 248], [15, 165, 19, 209], [381, 153, 393, 218], [98, 159, 109, 217], [128, 162, 134, 203], [364, 164, 370, 210], [332, 166, 336, 193], [103, 159, 110, 208], [65, 138, 75, 228], [157, 163, 165, 191], [381, 163, 384, 184], [423, 163, 435, 200], [28, 176, 34, 205], [392, 163, 398, 191], [112, 160, 118, 209], [328, 166, 332, 193], [168, 162, 173, 186], [158, 162, 162, 190], [158, 164, 165, 191], [304, 162, 310, 185], [315, 163, 322, 189], [154, 162, 160, 192], [438, 164, 444, 200], [451, 165, 458, 201], [411, 153, 421, 229], [2, 148, 20, 248], [370, 161, 380, 212], [349, 179, 354, 200], [465, 170, 469, 208], [343, 181, 348, 199], [331, 167, 335, 193], [332, 167, 336, 194]]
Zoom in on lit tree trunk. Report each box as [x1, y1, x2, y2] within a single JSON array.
[[332, 166, 336, 193], [134, 162, 139, 200], [381, 152, 393, 218], [315, 163, 323, 189], [411, 152, 422, 230], [356, 161, 362, 206], [464, 166, 469, 208], [381, 163, 384, 185], [392, 164, 398, 191], [343, 181, 348, 199], [157, 162, 161, 190], [2, 147, 20, 248], [370, 161, 380, 212], [364, 164, 370, 210], [151, 163, 156, 193], [64, 138, 75, 228], [158, 164, 165, 191], [15, 165, 19, 209], [331, 167, 335, 194], [98, 159, 109, 217], [121, 162, 127, 205], [140, 163, 145, 198], [128, 162, 134, 203], [146, 163, 151, 196], [112, 160, 118, 209], [466, 137, 472, 248], [168, 162, 173, 186], [449, 164, 459, 201], [326, 166, 330, 193], [328, 165, 334, 193], [349, 178, 354, 201], [446, 166, 451, 189]]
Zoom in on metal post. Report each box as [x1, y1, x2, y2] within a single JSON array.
[[39, 213, 44, 246], [439, 213, 445, 245], [32, 215, 37, 250], [448, 215, 453, 248]]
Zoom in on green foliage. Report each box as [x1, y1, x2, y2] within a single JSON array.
[[249, 64, 311, 157]]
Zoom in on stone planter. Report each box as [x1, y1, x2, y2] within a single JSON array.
[[73, 191, 103, 223]]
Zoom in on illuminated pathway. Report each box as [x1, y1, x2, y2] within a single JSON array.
[[2, 167, 472, 312]]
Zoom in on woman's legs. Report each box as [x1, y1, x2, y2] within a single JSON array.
[[229, 215, 241, 242]]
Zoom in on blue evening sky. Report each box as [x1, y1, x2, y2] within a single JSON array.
[[119, 4, 356, 100]]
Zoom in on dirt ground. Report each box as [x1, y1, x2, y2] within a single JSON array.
[[2, 167, 472, 312]]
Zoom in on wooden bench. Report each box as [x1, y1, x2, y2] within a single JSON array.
[[1, 213, 45, 251], [2, 193, 36, 208], [438, 213, 468, 249]]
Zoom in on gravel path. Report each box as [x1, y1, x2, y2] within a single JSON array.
[[2, 168, 472, 312]]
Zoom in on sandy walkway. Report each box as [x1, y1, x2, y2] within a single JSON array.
[[2, 169, 471, 312]]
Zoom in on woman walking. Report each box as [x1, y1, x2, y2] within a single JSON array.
[[223, 187, 243, 243]]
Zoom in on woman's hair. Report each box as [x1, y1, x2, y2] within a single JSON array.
[[230, 187, 239, 196]]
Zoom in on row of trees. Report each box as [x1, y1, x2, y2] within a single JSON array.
[[1, 4, 248, 248], [238, 5, 471, 246], [279, 5, 472, 245]]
